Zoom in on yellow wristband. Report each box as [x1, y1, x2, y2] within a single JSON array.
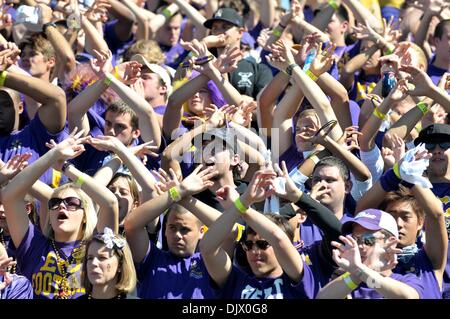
[[169, 186, 181, 202], [305, 69, 318, 81], [342, 272, 358, 290], [235, 223, 245, 241], [234, 197, 248, 214], [75, 175, 85, 187], [162, 7, 172, 19], [114, 66, 120, 80], [272, 28, 282, 38], [103, 74, 113, 87], [0, 70, 8, 87], [372, 107, 386, 120], [328, 0, 338, 11], [393, 163, 401, 179], [416, 102, 428, 115]]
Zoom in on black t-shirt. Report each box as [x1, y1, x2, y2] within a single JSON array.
[[230, 58, 273, 99]]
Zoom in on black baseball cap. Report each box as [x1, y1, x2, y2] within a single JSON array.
[[203, 7, 244, 29], [414, 124, 450, 145]]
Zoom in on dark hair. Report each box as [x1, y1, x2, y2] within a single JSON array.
[[379, 187, 425, 222], [434, 19, 450, 39], [106, 101, 139, 130], [312, 156, 350, 183], [336, 5, 349, 23], [244, 213, 294, 242]]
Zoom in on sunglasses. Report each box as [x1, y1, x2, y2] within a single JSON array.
[[241, 240, 271, 251], [425, 142, 450, 151], [48, 197, 83, 211], [352, 233, 384, 247]]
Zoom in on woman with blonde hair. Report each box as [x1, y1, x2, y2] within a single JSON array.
[[81, 227, 136, 299], [1, 130, 119, 299]]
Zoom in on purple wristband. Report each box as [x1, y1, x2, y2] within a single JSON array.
[[379, 169, 401, 192]]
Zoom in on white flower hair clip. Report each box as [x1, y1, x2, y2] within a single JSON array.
[[99, 227, 126, 250]]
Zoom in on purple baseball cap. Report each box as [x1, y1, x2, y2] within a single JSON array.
[[342, 209, 399, 238]]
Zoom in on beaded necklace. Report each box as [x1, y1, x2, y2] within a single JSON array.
[[0, 230, 16, 274], [88, 292, 125, 299], [51, 239, 85, 299]]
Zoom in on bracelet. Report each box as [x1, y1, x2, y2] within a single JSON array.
[[0, 70, 7, 87], [169, 186, 182, 202], [278, 22, 287, 29], [305, 69, 318, 81], [328, 0, 339, 11], [342, 272, 358, 290], [194, 55, 214, 65], [103, 74, 113, 87], [75, 175, 85, 187], [42, 21, 57, 33], [372, 107, 386, 120], [314, 120, 337, 139], [393, 162, 401, 179], [285, 63, 299, 76], [61, 161, 72, 173], [234, 197, 248, 214], [416, 102, 428, 115], [162, 7, 172, 19], [384, 46, 394, 55], [272, 28, 282, 38]]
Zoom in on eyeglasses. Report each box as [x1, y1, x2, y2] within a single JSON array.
[[352, 233, 384, 247], [425, 142, 450, 151], [48, 197, 83, 211], [241, 240, 271, 251]]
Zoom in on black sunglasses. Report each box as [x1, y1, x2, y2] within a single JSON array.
[[425, 142, 450, 151], [48, 197, 83, 211], [352, 233, 384, 247], [241, 240, 271, 251]]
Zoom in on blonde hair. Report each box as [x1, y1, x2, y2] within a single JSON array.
[[82, 235, 137, 294], [43, 183, 98, 241], [124, 40, 165, 64]]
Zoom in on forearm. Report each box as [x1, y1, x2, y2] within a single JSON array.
[[180, 197, 221, 226], [229, 122, 267, 152], [2, 150, 58, 199], [352, 265, 419, 299], [414, 11, 434, 51], [385, 107, 423, 142], [259, 0, 276, 28], [81, 16, 110, 54], [68, 79, 108, 134], [359, 97, 392, 151], [292, 17, 329, 42], [322, 136, 371, 181], [355, 181, 387, 212], [317, 72, 352, 130], [208, 68, 243, 107], [173, 0, 207, 31], [92, 156, 123, 186], [114, 144, 156, 193], [342, 0, 381, 30], [311, 5, 335, 31], [291, 66, 343, 141], [44, 26, 76, 74], [107, 76, 161, 146], [428, 86, 450, 112], [295, 193, 342, 242], [149, 4, 179, 35], [316, 275, 356, 299], [341, 45, 379, 84]]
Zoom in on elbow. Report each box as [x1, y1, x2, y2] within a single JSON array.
[[199, 237, 215, 256], [63, 56, 76, 74]]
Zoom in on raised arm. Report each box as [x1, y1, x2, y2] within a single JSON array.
[[412, 185, 448, 288], [107, 0, 136, 42], [1, 130, 85, 247], [341, 0, 381, 30]]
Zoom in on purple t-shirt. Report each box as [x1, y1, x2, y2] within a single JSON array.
[[0, 114, 67, 186], [104, 20, 134, 61], [15, 223, 86, 299], [393, 248, 441, 299], [279, 144, 304, 174], [432, 182, 450, 298], [160, 43, 189, 70], [300, 211, 353, 247], [136, 241, 215, 299], [218, 264, 316, 299], [427, 60, 449, 90], [329, 42, 360, 80], [351, 272, 425, 299], [0, 274, 33, 299]]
